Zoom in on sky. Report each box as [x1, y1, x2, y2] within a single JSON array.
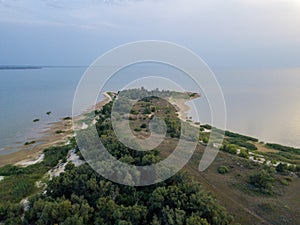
[[0, 0, 299, 68]]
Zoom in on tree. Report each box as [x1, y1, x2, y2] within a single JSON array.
[[249, 170, 275, 194], [186, 214, 209, 225]]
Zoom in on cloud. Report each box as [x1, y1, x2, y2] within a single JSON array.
[[0, 0, 299, 67]]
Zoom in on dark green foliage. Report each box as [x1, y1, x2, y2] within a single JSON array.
[[225, 131, 258, 142], [276, 163, 288, 173], [221, 144, 237, 155], [0, 89, 232, 224], [0, 144, 72, 203], [265, 143, 300, 155], [200, 124, 211, 130], [0, 202, 23, 224], [227, 138, 257, 150], [238, 149, 249, 159], [24, 140, 36, 146], [21, 165, 231, 225], [55, 130, 64, 134], [218, 166, 229, 174], [24, 197, 94, 225], [258, 151, 300, 165], [140, 123, 147, 129], [63, 116, 72, 120], [46, 111, 51, 115], [249, 169, 275, 195], [33, 119, 39, 122]]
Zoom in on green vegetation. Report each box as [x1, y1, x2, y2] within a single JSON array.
[[200, 124, 211, 130], [226, 138, 257, 150], [0, 90, 232, 224], [265, 143, 300, 155], [63, 116, 72, 120], [55, 130, 64, 134], [46, 111, 51, 115], [33, 119, 39, 122], [238, 149, 249, 159], [221, 144, 238, 155], [258, 151, 300, 166], [218, 166, 229, 174], [19, 167, 232, 225], [2, 89, 300, 224], [24, 140, 36, 146], [248, 169, 275, 195], [224, 131, 258, 142], [0, 144, 72, 203]]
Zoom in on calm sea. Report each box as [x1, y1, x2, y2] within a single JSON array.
[[0, 66, 299, 155]]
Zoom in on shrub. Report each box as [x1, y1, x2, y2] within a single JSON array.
[[276, 163, 288, 173], [55, 130, 64, 134], [217, 166, 229, 174], [249, 170, 275, 194], [24, 141, 36, 146], [221, 144, 237, 155], [227, 138, 257, 150], [140, 123, 147, 129], [238, 149, 249, 159]]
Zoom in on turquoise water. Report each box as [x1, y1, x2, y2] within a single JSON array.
[[0, 66, 300, 154]]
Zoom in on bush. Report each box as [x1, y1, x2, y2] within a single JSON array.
[[265, 143, 300, 155], [221, 144, 237, 155], [249, 170, 275, 195], [238, 149, 249, 159], [140, 123, 147, 129], [276, 163, 288, 173], [217, 166, 229, 174], [280, 178, 289, 186], [225, 131, 258, 142], [227, 138, 257, 150], [24, 140, 36, 146], [55, 130, 64, 134], [200, 124, 211, 130]]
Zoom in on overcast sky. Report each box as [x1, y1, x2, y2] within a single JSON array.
[[0, 0, 299, 68]]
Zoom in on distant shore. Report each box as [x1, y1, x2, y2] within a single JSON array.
[[0, 92, 112, 167]]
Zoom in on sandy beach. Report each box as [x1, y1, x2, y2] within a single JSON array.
[[0, 92, 112, 167], [169, 93, 201, 128]]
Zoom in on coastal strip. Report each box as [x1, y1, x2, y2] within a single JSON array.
[[0, 92, 112, 167]]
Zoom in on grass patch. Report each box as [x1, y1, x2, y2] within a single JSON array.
[[0, 143, 74, 203]]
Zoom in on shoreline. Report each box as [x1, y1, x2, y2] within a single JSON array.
[[1, 91, 299, 167], [169, 93, 201, 128], [0, 92, 112, 167]]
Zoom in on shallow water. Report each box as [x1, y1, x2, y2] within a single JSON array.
[[0, 66, 299, 154]]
